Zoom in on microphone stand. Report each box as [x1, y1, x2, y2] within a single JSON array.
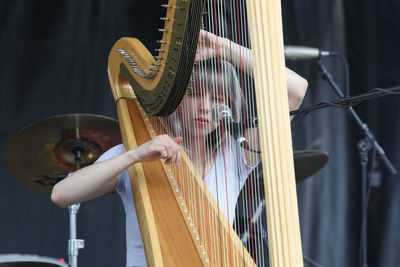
[[357, 137, 372, 267], [290, 61, 398, 175], [315, 59, 396, 267], [316, 59, 396, 176]]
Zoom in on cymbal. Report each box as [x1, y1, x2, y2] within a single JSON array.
[[243, 149, 329, 185], [6, 114, 122, 196], [293, 149, 329, 183], [235, 149, 329, 221]]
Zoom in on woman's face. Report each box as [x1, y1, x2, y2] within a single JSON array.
[[179, 86, 226, 140]]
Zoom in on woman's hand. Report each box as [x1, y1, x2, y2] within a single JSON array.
[[51, 134, 183, 208], [132, 135, 183, 166], [196, 30, 253, 74], [195, 30, 307, 113], [196, 30, 231, 62]]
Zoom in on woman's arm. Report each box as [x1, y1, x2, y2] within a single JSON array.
[[196, 31, 308, 166], [196, 30, 253, 75], [51, 135, 182, 208], [286, 68, 308, 112], [197, 30, 308, 111]]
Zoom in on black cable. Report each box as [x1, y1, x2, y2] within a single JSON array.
[[370, 87, 400, 95], [291, 111, 308, 128], [290, 85, 400, 117], [242, 145, 261, 154]]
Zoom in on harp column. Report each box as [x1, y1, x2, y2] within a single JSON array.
[[246, 0, 304, 266]]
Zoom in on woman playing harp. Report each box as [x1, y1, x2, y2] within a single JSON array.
[[50, 31, 307, 267]]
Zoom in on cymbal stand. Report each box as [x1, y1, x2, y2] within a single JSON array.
[[67, 140, 86, 267], [68, 203, 84, 267]]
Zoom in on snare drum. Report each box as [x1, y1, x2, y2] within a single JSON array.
[[0, 254, 68, 267]]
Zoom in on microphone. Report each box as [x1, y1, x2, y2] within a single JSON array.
[[211, 104, 248, 148], [284, 45, 338, 60]]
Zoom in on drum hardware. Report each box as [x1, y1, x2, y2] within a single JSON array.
[[0, 254, 69, 267], [66, 139, 86, 267], [68, 202, 84, 267], [6, 114, 122, 267], [6, 113, 329, 266], [234, 149, 329, 266], [293, 149, 329, 182]]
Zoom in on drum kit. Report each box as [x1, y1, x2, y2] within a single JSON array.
[[4, 113, 328, 266], [4, 114, 122, 267]]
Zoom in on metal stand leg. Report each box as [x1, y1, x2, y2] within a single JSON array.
[[358, 138, 372, 267], [68, 203, 85, 267], [67, 140, 86, 267]]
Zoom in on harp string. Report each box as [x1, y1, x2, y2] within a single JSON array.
[[221, 0, 265, 265], [198, 60, 217, 264], [205, 0, 260, 265], [213, 1, 231, 263], [212, 1, 232, 263], [240, 1, 267, 264], [151, 0, 265, 264], [231, 0, 255, 263]]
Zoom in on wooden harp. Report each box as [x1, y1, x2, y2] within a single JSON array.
[[107, 0, 303, 266]]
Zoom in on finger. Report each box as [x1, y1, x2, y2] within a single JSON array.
[[176, 148, 182, 167], [173, 136, 183, 144], [153, 135, 171, 151], [157, 145, 168, 159], [169, 148, 177, 166], [165, 143, 179, 165], [163, 142, 173, 158]]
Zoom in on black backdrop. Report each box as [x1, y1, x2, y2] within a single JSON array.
[[1, 1, 399, 267]]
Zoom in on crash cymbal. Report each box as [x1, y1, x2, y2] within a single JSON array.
[[293, 149, 329, 183], [6, 114, 122, 196]]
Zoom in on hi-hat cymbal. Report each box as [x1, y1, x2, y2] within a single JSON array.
[[293, 149, 329, 183], [235, 149, 329, 221], [6, 114, 122, 196], [240, 149, 329, 188]]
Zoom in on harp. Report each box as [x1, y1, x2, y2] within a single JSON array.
[[107, 0, 303, 266]]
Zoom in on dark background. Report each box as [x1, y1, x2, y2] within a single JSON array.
[[1, 1, 399, 266]]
